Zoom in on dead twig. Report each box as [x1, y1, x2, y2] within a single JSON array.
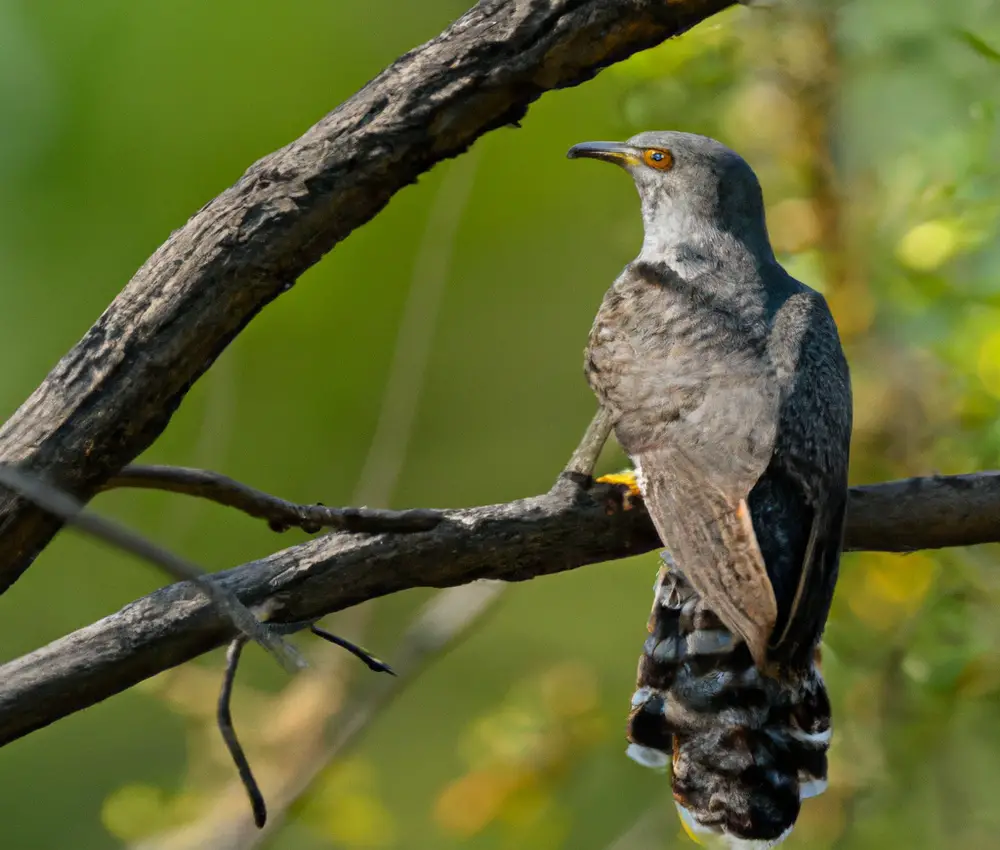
[[0, 464, 303, 671], [103, 466, 442, 534]]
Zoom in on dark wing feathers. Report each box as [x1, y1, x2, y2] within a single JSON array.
[[761, 293, 852, 664]]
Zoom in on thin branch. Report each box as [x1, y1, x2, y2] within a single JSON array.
[[0, 0, 736, 594], [127, 582, 504, 850], [561, 407, 615, 481], [230, 582, 505, 849], [103, 466, 442, 534], [216, 620, 395, 830], [308, 626, 396, 675], [216, 637, 266, 829], [1, 469, 998, 750], [0, 465, 303, 672]]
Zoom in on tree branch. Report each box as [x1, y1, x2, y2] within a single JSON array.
[[103, 466, 442, 534], [0, 465, 304, 671], [0, 0, 734, 594], [1, 470, 998, 749]]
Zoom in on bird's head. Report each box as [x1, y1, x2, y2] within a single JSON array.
[[567, 131, 773, 264]]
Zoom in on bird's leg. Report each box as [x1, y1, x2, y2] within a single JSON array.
[[558, 408, 643, 507]]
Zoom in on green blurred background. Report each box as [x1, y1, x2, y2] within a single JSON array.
[[3, 0, 1000, 847]]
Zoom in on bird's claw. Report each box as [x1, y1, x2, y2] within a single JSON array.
[[596, 469, 642, 511]]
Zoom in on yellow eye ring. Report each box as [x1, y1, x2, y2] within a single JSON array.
[[643, 148, 673, 170]]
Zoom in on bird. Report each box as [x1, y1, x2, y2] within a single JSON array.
[[567, 132, 852, 848]]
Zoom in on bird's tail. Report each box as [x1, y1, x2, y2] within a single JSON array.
[[626, 555, 831, 849]]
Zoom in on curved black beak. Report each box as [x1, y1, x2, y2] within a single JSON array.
[[566, 141, 640, 166]]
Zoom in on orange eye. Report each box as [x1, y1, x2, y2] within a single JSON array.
[[643, 148, 673, 170]]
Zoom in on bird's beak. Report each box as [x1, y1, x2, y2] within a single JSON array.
[[566, 141, 640, 167]]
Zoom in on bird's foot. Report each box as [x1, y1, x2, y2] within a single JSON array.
[[596, 469, 642, 510]]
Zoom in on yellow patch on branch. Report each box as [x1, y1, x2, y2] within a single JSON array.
[[596, 470, 642, 498]]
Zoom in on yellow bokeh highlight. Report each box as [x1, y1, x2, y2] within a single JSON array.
[[101, 784, 203, 842], [539, 661, 600, 717], [435, 767, 527, 838], [102, 784, 169, 842], [437, 662, 605, 840], [298, 758, 395, 848], [321, 795, 396, 848], [769, 198, 822, 254], [895, 220, 960, 271], [848, 553, 936, 630]]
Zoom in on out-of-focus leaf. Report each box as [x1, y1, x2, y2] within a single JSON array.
[[434, 767, 528, 838], [847, 553, 936, 631], [101, 784, 203, 842], [954, 29, 1000, 64], [896, 220, 961, 271], [296, 758, 395, 848], [977, 330, 1000, 398]]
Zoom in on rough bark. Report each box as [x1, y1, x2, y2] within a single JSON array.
[[1, 470, 998, 749], [0, 0, 733, 592]]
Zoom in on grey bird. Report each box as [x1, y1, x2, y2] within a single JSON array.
[[568, 132, 852, 848]]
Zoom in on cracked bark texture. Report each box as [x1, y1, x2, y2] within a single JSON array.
[[0, 0, 733, 592], [1, 471, 999, 749]]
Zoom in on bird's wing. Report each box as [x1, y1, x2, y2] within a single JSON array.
[[620, 363, 782, 669], [768, 497, 845, 663], [763, 293, 853, 663], [636, 435, 777, 669]]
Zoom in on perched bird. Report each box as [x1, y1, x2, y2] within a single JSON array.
[[568, 132, 852, 848]]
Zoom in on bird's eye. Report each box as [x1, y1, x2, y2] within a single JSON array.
[[643, 149, 673, 171]]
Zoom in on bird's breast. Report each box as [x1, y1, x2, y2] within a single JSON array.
[[585, 278, 770, 421]]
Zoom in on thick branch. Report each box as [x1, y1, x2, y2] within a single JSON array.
[[844, 472, 1000, 552], [1, 471, 998, 748], [0, 0, 734, 593]]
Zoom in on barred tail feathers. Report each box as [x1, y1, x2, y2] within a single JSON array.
[[626, 557, 831, 848]]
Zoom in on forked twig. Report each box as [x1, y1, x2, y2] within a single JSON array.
[[216, 619, 396, 827], [0, 465, 304, 671], [238, 581, 506, 848], [103, 466, 443, 534]]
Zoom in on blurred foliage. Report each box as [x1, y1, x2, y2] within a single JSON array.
[[2, 0, 1000, 848]]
